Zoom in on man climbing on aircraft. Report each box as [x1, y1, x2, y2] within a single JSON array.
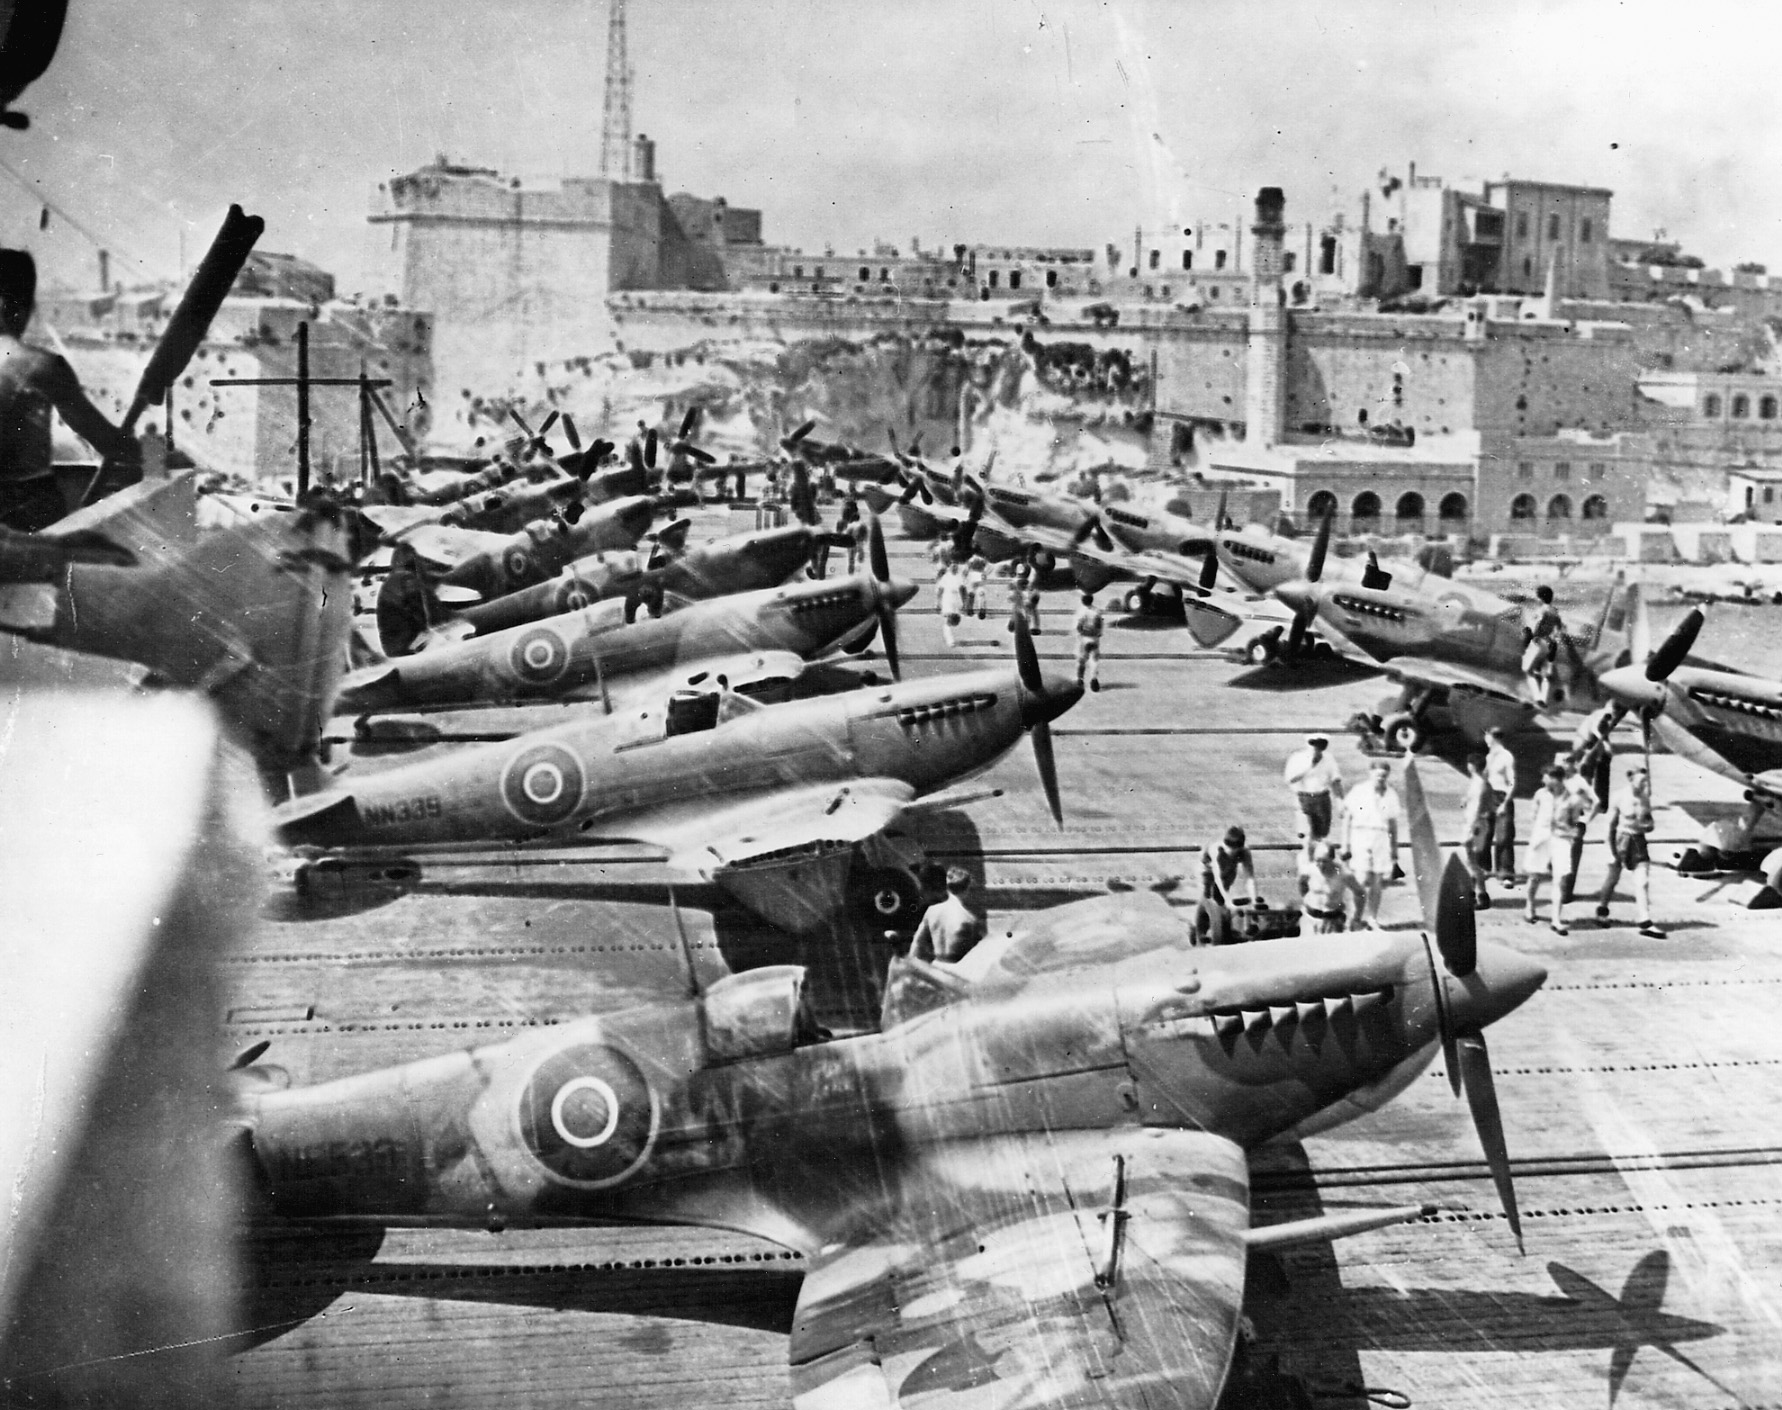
[[908, 867, 986, 964], [0, 250, 141, 531], [1521, 584, 1565, 706], [1343, 760, 1405, 928], [1596, 763, 1663, 938]]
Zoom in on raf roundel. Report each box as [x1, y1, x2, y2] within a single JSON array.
[[509, 625, 570, 686], [500, 740, 585, 827], [518, 1042, 657, 1188], [556, 577, 597, 614], [503, 545, 534, 582]]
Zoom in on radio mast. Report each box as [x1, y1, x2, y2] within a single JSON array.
[[599, 0, 634, 179]]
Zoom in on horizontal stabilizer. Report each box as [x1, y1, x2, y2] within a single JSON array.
[[1245, 1204, 1433, 1250], [433, 583, 483, 605]]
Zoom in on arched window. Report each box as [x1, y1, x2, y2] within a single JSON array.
[[1510, 493, 1537, 520], [1762, 395, 1778, 420], [987, 270, 999, 289], [1352, 491, 1382, 521], [1438, 492, 1469, 521], [1581, 494, 1609, 521], [1704, 394, 1722, 418], [1046, 269, 1058, 288], [1395, 492, 1425, 522], [1548, 494, 1573, 520], [1009, 271, 1022, 290], [1306, 489, 1338, 520], [1733, 394, 1751, 419]]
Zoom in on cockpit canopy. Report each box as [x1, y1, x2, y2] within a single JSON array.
[[702, 966, 819, 1064]]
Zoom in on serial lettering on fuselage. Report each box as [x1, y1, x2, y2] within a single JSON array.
[[362, 793, 445, 828]]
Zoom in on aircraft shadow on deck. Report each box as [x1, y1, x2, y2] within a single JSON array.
[[1226, 657, 1375, 692]]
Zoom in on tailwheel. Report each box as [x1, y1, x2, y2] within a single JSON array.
[[1382, 711, 1426, 754], [850, 865, 924, 934]]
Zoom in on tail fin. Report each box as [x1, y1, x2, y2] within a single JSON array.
[[1588, 574, 1634, 657], [375, 543, 439, 657], [25, 494, 353, 789]]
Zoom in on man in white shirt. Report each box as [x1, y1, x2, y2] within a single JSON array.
[[1484, 727, 1519, 881], [1283, 734, 1343, 841], [1343, 761, 1404, 928], [1298, 841, 1364, 934], [1523, 765, 1596, 934], [935, 564, 966, 648]]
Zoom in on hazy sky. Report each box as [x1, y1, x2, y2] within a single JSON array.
[[3, 0, 1777, 292]]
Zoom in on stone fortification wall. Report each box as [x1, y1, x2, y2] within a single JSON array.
[[1471, 324, 1644, 437]]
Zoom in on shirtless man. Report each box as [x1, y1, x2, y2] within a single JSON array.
[[0, 250, 140, 530]]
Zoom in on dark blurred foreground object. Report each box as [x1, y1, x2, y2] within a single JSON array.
[[0, 0, 67, 129], [0, 692, 263, 1405]]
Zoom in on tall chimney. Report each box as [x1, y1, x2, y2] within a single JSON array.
[[97, 249, 109, 293], [633, 134, 656, 183], [1245, 187, 1288, 447]]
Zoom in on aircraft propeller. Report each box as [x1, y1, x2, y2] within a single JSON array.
[[1599, 594, 1705, 761], [865, 511, 902, 680], [1011, 604, 1074, 827], [670, 406, 717, 466], [1403, 759, 1526, 1253], [780, 420, 816, 455], [1280, 507, 1333, 657]]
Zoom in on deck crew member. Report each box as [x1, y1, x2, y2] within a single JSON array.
[[909, 867, 985, 964], [1484, 727, 1519, 881], [1283, 733, 1343, 841], [1072, 592, 1104, 693], [1523, 765, 1595, 934], [1461, 752, 1497, 909], [1298, 840, 1363, 934], [1200, 826, 1259, 909], [0, 250, 140, 531], [1343, 761, 1404, 928], [1521, 584, 1564, 705], [1596, 764, 1663, 938], [935, 562, 966, 649]]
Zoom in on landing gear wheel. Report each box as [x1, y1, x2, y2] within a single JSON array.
[[1124, 588, 1150, 615], [1028, 546, 1056, 577], [851, 866, 924, 934], [1383, 712, 1425, 754], [1313, 640, 1336, 661], [1245, 634, 1277, 667], [1192, 898, 1228, 946]]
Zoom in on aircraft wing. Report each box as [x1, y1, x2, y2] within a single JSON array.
[[386, 522, 514, 573], [581, 776, 917, 874], [1375, 653, 1523, 703], [788, 1126, 1249, 1410], [1650, 710, 1782, 801]]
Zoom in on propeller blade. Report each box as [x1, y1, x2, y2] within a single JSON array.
[[1401, 759, 1445, 932], [1645, 607, 1703, 682], [537, 410, 560, 440], [626, 439, 645, 474], [1629, 581, 1651, 664], [1434, 853, 1479, 978], [898, 475, 922, 505], [1456, 1032, 1524, 1253], [675, 443, 717, 464], [644, 429, 658, 470], [679, 406, 699, 440], [1306, 506, 1334, 583], [878, 596, 901, 680], [1198, 547, 1219, 594], [508, 408, 536, 438], [1212, 490, 1228, 532], [560, 414, 581, 451], [1285, 606, 1311, 657], [887, 427, 900, 456], [868, 512, 891, 583], [782, 419, 815, 449], [1013, 603, 1044, 695], [1091, 522, 1114, 553], [1031, 719, 1064, 828], [909, 432, 923, 458], [1069, 514, 1100, 549]]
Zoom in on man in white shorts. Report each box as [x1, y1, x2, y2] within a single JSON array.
[[1343, 761, 1404, 928]]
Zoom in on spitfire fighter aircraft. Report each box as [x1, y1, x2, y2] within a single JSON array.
[[377, 522, 826, 656], [0, 475, 352, 787], [240, 762, 1543, 1409], [378, 493, 658, 594], [336, 518, 915, 716], [1598, 601, 1782, 805], [278, 611, 1079, 931], [1199, 511, 1635, 750]]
